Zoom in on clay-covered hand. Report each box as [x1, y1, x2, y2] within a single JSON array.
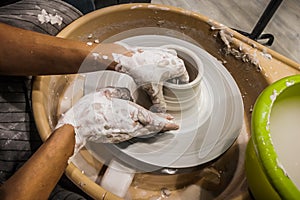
[[112, 43, 189, 113], [55, 87, 179, 154]]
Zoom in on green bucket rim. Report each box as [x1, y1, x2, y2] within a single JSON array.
[[251, 74, 300, 199]]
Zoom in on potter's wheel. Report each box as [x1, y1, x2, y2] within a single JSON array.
[[83, 35, 244, 170]]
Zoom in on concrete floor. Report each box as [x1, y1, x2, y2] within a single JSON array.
[[152, 0, 300, 64]]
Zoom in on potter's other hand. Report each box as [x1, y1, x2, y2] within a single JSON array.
[[113, 43, 189, 113], [55, 87, 179, 154]]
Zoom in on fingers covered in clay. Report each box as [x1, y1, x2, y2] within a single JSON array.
[[142, 83, 167, 113], [112, 43, 189, 112], [56, 88, 179, 154], [96, 87, 132, 101]]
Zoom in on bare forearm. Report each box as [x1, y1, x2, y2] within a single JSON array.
[[0, 125, 75, 200], [0, 23, 124, 76]]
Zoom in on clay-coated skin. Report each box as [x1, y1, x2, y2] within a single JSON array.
[[0, 22, 185, 199], [56, 87, 179, 157], [114, 44, 189, 112]]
